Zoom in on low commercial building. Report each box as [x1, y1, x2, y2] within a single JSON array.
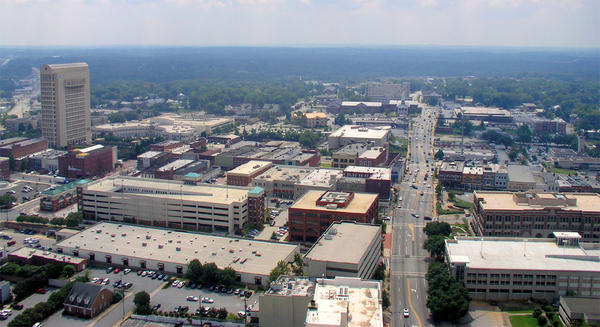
[[149, 140, 184, 152], [27, 149, 67, 172], [260, 276, 383, 327], [328, 125, 390, 150], [559, 297, 600, 326], [555, 156, 600, 171], [78, 176, 263, 234], [289, 191, 379, 242], [339, 166, 392, 199], [462, 166, 483, 190], [136, 151, 170, 170], [58, 144, 117, 179], [530, 117, 567, 136], [207, 134, 240, 145], [438, 161, 464, 186], [252, 166, 314, 199], [472, 191, 600, 241], [40, 179, 90, 212], [455, 106, 512, 122], [56, 223, 299, 286], [93, 121, 153, 138], [340, 101, 383, 114], [304, 221, 381, 279], [332, 143, 387, 169], [445, 233, 600, 301], [507, 165, 537, 191], [64, 282, 113, 318], [294, 169, 343, 200], [226, 160, 273, 186], [9, 247, 88, 271]]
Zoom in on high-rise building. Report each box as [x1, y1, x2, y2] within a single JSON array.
[[40, 63, 91, 148]]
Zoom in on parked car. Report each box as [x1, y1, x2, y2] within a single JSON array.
[[186, 296, 199, 302], [36, 288, 47, 294], [113, 268, 121, 274], [7, 240, 16, 246], [151, 304, 161, 311], [12, 304, 23, 310], [106, 267, 114, 273], [123, 268, 131, 274], [201, 297, 214, 304]]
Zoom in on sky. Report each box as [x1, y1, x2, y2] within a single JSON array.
[[1, 0, 599, 48]]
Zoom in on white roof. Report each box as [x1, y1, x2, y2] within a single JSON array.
[[305, 222, 380, 265]]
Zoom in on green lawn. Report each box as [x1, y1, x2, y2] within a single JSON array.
[[319, 162, 332, 168], [453, 199, 474, 211], [552, 167, 578, 175], [509, 315, 539, 327]]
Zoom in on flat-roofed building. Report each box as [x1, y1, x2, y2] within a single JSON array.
[[294, 169, 343, 200], [56, 222, 299, 286], [92, 121, 153, 138], [260, 276, 316, 327], [252, 166, 314, 199], [78, 176, 255, 234], [559, 296, 600, 326], [304, 221, 381, 279], [367, 82, 409, 101], [9, 247, 88, 271], [40, 63, 91, 148], [455, 106, 512, 122], [445, 233, 600, 301], [58, 144, 117, 179], [0, 137, 48, 159], [462, 166, 483, 190], [304, 112, 328, 128], [472, 191, 600, 241], [438, 161, 464, 186], [340, 101, 384, 114], [227, 160, 273, 186], [507, 165, 537, 191], [306, 277, 383, 327], [328, 125, 390, 150], [339, 166, 392, 199], [332, 143, 387, 169], [136, 151, 170, 170], [289, 191, 378, 242]]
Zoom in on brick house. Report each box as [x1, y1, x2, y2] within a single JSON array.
[[64, 282, 113, 318]]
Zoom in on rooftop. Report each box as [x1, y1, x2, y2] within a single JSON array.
[[307, 277, 382, 327], [156, 159, 194, 172], [560, 297, 600, 319], [341, 101, 382, 107], [474, 191, 600, 212], [45, 62, 88, 70], [291, 190, 378, 214], [446, 236, 600, 272], [297, 169, 343, 188], [305, 112, 327, 119], [507, 165, 536, 184], [254, 166, 314, 183], [329, 125, 390, 139], [267, 276, 316, 297], [305, 222, 381, 265], [227, 160, 272, 176], [137, 151, 164, 159], [10, 247, 87, 265], [343, 166, 391, 180], [56, 222, 298, 276], [335, 143, 369, 156], [83, 177, 250, 205], [457, 106, 511, 117]]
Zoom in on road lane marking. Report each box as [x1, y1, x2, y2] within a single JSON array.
[[408, 223, 415, 241], [407, 278, 423, 327]]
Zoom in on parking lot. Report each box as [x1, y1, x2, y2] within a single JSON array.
[[151, 282, 258, 317], [0, 228, 56, 253], [0, 287, 58, 326], [0, 180, 51, 208]]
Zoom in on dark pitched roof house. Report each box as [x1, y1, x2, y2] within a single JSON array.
[[64, 282, 113, 318]]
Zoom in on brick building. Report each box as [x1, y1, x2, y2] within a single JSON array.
[[58, 144, 116, 179], [0, 157, 9, 180], [247, 186, 266, 224], [340, 166, 391, 199], [438, 161, 464, 186], [226, 160, 273, 186], [64, 282, 113, 318], [0, 137, 48, 158], [149, 140, 184, 152], [289, 191, 379, 242]]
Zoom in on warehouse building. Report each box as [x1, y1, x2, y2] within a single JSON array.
[[304, 221, 382, 279], [445, 233, 600, 301], [77, 176, 264, 234], [55, 223, 299, 287]]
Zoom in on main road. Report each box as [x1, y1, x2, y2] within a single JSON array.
[[391, 106, 437, 327]]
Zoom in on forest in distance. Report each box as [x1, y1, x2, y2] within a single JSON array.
[[0, 46, 599, 129]]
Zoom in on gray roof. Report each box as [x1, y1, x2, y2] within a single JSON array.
[[64, 282, 106, 309], [561, 297, 600, 318]]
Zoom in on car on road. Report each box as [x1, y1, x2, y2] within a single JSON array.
[[424, 216, 433, 221], [403, 308, 410, 317], [152, 304, 161, 311], [12, 303, 23, 310], [411, 213, 419, 218]]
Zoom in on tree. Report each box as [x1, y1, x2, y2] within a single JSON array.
[[217, 307, 228, 320], [218, 267, 236, 287], [0, 193, 16, 208], [434, 149, 444, 160], [373, 263, 386, 280], [516, 124, 533, 143], [134, 291, 151, 315], [0, 263, 20, 275], [201, 262, 220, 284], [185, 259, 203, 283], [537, 315, 548, 326], [424, 222, 452, 237], [44, 263, 64, 279], [424, 235, 447, 260], [62, 265, 76, 278], [269, 260, 290, 282], [65, 212, 83, 227]]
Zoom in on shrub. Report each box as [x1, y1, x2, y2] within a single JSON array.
[[533, 308, 543, 318], [537, 315, 547, 326], [542, 304, 554, 313]]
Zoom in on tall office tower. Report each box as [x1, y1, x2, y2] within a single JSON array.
[[40, 63, 91, 148]]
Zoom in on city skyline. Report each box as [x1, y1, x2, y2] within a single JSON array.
[[0, 0, 598, 48]]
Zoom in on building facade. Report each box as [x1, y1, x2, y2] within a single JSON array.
[[40, 63, 91, 148], [58, 144, 116, 179], [289, 191, 379, 242], [64, 282, 113, 318], [226, 160, 273, 186], [472, 191, 600, 241]]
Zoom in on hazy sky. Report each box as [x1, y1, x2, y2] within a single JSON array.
[[1, 0, 598, 48]]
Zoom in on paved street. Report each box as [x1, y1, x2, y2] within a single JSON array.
[[391, 106, 437, 327]]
